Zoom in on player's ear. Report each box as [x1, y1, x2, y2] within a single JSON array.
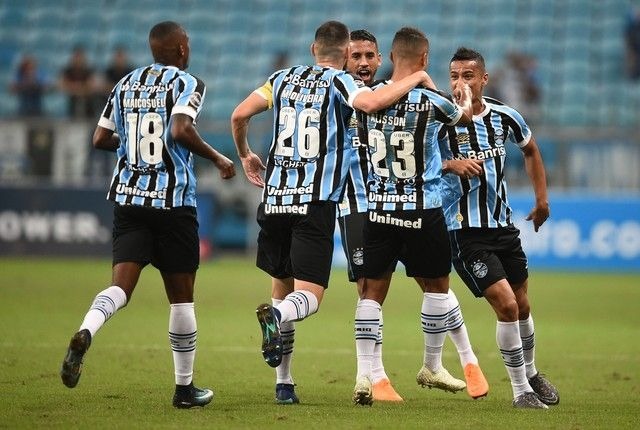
[[389, 51, 395, 65], [310, 42, 316, 57]]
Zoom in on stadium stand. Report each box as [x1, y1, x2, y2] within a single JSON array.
[[0, 0, 638, 126]]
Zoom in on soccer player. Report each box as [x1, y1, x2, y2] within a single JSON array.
[[231, 20, 433, 404], [339, 29, 402, 402], [352, 27, 481, 406], [60, 21, 235, 409], [437, 47, 559, 409], [340, 29, 487, 402]]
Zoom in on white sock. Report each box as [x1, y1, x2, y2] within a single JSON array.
[[497, 320, 532, 398], [355, 299, 380, 379], [273, 298, 295, 385], [169, 303, 197, 386], [79, 286, 127, 337], [371, 310, 389, 383], [421, 292, 449, 372], [276, 290, 319, 324], [519, 315, 538, 379], [446, 289, 478, 367]]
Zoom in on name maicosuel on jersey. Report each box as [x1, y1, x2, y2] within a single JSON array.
[[101, 64, 205, 209]]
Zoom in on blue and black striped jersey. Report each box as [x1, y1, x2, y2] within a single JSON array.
[[337, 111, 369, 217], [358, 84, 462, 211], [438, 97, 532, 230], [98, 63, 206, 209], [254, 65, 368, 208]]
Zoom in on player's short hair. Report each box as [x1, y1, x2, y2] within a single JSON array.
[[391, 27, 429, 59], [149, 21, 182, 41], [451, 47, 486, 70], [314, 20, 350, 58], [350, 29, 377, 46]]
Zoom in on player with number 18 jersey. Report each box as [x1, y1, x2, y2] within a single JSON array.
[[98, 63, 205, 209]]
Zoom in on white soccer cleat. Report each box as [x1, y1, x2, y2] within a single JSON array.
[[353, 376, 374, 406], [416, 365, 466, 393]]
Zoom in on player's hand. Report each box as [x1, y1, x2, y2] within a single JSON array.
[[526, 202, 550, 232], [421, 72, 437, 90], [214, 154, 236, 179], [444, 159, 483, 178], [240, 152, 266, 188], [453, 82, 472, 106]]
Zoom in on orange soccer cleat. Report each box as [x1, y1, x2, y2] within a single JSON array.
[[464, 363, 489, 399], [372, 378, 404, 402]]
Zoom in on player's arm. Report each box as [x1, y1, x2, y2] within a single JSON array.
[[92, 126, 119, 152], [231, 91, 270, 188], [172, 113, 235, 179], [442, 158, 483, 178], [352, 70, 433, 113], [522, 135, 549, 232]]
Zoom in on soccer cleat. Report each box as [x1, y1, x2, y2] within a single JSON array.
[[60, 329, 92, 388], [512, 391, 549, 409], [275, 383, 300, 404], [256, 303, 283, 368], [353, 376, 374, 406], [463, 363, 489, 399], [529, 372, 559, 405], [372, 378, 403, 402], [172, 383, 214, 408], [416, 366, 466, 393]]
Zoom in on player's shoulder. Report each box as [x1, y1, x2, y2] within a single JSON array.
[[483, 96, 523, 118]]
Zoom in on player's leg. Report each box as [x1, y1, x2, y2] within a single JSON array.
[[446, 288, 489, 398], [271, 277, 299, 404], [482, 280, 546, 408], [254, 203, 293, 368], [407, 209, 465, 393], [157, 206, 213, 408], [352, 275, 392, 405], [512, 280, 559, 405], [502, 224, 559, 405], [339, 213, 401, 401], [60, 204, 145, 389]]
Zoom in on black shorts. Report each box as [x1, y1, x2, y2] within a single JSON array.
[[362, 208, 451, 279], [256, 201, 336, 288], [112, 204, 199, 273], [338, 212, 397, 282], [449, 224, 528, 297]]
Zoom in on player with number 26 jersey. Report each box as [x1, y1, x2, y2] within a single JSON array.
[[98, 63, 205, 208], [254, 65, 367, 206]]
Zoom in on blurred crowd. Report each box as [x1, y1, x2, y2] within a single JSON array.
[[8, 45, 134, 120]]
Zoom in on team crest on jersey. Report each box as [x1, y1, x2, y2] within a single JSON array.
[[188, 92, 202, 110], [494, 129, 505, 145], [456, 133, 470, 145], [349, 116, 358, 128], [352, 248, 364, 266], [456, 213, 464, 223], [472, 261, 488, 278]]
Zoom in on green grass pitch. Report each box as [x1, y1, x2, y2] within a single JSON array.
[[1, 256, 638, 429]]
